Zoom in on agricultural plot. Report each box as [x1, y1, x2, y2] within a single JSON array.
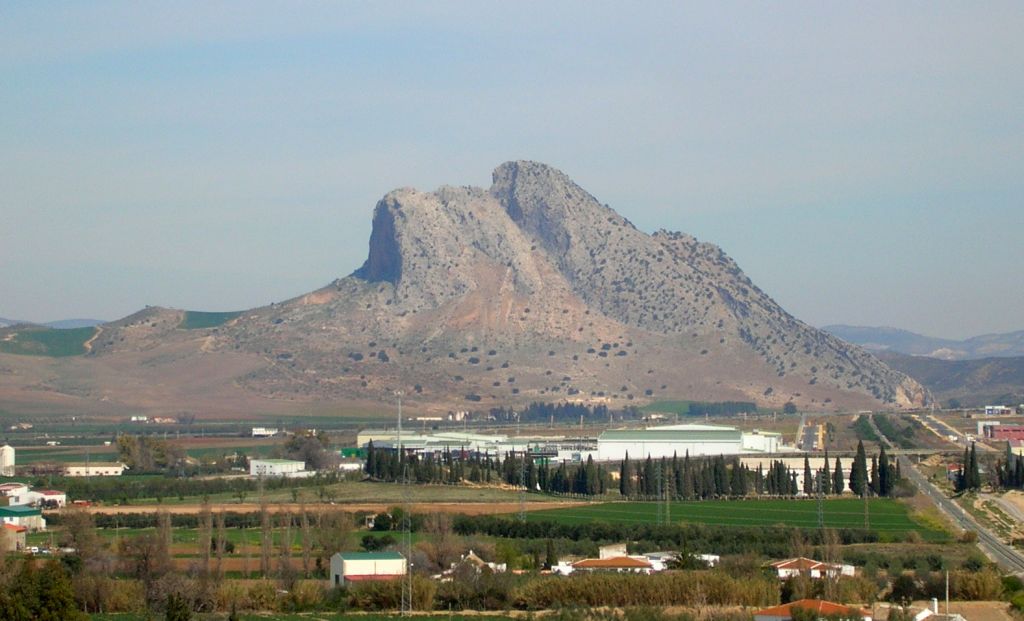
[[179, 310, 242, 329], [0, 326, 96, 356], [524, 498, 949, 541]]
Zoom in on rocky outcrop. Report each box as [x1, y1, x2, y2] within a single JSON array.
[[82, 161, 927, 412]]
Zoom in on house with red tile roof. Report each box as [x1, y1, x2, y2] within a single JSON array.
[[770, 557, 855, 579], [553, 555, 655, 575]]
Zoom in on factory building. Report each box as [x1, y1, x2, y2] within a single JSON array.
[[249, 459, 312, 478], [357, 430, 595, 462], [596, 424, 781, 461]]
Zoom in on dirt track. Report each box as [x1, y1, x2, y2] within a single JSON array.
[[74, 501, 584, 516]]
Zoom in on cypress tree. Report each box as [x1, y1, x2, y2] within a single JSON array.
[[822, 453, 833, 495], [870, 455, 879, 496], [878, 445, 891, 497], [619, 453, 633, 498], [850, 440, 868, 496], [968, 443, 980, 490], [833, 457, 845, 495], [803, 456, 813, 495]]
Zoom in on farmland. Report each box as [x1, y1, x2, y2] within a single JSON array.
[[0, 326, 96, 356], [523, 498, 949, 541], [179, 310, 243, 329]]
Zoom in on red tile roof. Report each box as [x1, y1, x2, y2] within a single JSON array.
[[754, 599, 869, 619], [573, 556, 652, 569]]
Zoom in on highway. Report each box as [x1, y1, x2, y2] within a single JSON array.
[[863, 413, 1024, 572], [900, 455, 1024, 574]]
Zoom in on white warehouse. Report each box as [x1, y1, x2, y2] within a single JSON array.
[[596, 424, 781, 461], [330, 551, 406, 586], [249, 459, 312, 478]]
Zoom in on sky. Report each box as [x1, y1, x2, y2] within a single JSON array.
[[1, 3, 1022, 340]]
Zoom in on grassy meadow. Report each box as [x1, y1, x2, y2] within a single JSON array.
[[523, 497, 949, 541]]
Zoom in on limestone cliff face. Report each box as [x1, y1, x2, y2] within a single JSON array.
[[196, 161, 928, 410]]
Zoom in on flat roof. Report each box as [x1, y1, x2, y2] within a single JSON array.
[[0, 505, 41, 516], [599, 428, 742, 442], [251, 459, 305, 465], [334, 551, 405, 561]]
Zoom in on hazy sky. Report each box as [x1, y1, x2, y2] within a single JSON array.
[[2, 3, 1022, 339]]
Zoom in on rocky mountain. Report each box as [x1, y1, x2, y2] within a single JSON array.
[[0, 162, 926, 415], [879, 351, 1024, 407], [825, 325, 1024, 360]]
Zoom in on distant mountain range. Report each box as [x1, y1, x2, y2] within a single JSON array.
[[823, 325, 1024, 360], [0, 317, 105, 329], [877, 351, 1024, 408]]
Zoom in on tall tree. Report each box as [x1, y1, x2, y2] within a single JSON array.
[[803, 457, 813, 495], [850, 441, 868, 497], [878, 445, 892, 497], [822, 451, 833, 495], [832, 457, 845, 495]]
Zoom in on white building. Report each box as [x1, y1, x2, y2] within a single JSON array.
[[251, 427, 279, 437], [985, 405, 1013, 416], [63, 462, 126, 477], [26, 490, 67, 508], [0, 482, 29, 505], [769, 557, 855, 579], [0, 506, 45, 531], [330, 551, 406, 587], [249, 459, 312, 478], [0, 444, 14, 477], [596, 424, 782, 462]]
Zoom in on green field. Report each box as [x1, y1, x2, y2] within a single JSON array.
[[180, 310, 243, 329], [0, 326, 96, 356], [524, 498, 948, 540], [639, 400, 692, 415], [14, 447, 119, 464]]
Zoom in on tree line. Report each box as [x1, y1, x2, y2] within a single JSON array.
[[367, 439, 905, 499]]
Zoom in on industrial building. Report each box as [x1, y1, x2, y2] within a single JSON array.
[[595, 424, 782, 461], [249, 459, 312, 478], [63, 462, 126, 477], [358, 423, 786, 464], [330, 551, 406, 586], [357, 430, 595, 462]]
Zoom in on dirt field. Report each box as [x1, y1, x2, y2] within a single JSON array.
[[77, 500, 586, 516]]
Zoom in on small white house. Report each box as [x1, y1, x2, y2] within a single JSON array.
[[330, 551, 406, 587], [0, 482, 29, 505], [249, 459, 312, 478]]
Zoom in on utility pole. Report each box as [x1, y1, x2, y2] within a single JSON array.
[[395, 390, 412, 616], [518, 444, 527, 522], [656, 461, 664, 525]]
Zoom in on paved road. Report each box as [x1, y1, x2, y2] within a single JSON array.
[[900, 456, 1024, 573], [868, 413, 1024, 572]]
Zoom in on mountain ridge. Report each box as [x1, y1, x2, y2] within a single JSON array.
[[0, 162, 926, 415], [825, 324, 1024, 360]]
